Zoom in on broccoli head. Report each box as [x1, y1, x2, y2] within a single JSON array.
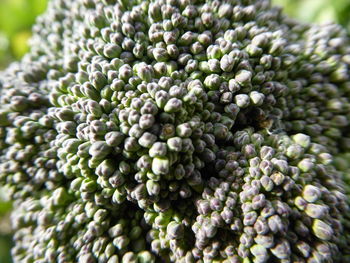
[[1, 0, 350, 262]]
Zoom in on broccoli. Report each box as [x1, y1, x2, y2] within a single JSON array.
[[1, 0, 350, 262]]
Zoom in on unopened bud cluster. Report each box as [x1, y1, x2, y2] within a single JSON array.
[[0, 0, 350, 262]]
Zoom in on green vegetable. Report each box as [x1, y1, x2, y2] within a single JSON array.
[[1, 0, 350, 262]]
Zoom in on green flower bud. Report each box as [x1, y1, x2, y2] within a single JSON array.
[[176, 123, 192, 138], [294, 196, 308, 211], [138, 132, 157, 148], [93, 209, 108, 222], [207, 44, 222, 59], [149, 142, 167, 158], [208, 59, 221, 73], [108, 224, 124, 238], [249, 91, 265, 106], [312, 219, 333, 241], [250, 244, 268, 262], [246, 44, 263, 57], [70, 177, 83, 191], [112, 189, 125, 204], [204, 74, 221, 90], [269, 39, 286, 55], [103, 44, 122, 59], [113, 236, 130, 250], [146, 180, 160, 196], [260, 146, 275, 160], [178, 32, 196, 46], [164, 98, 182, 113], [136, 63, 154, 82], [89, 141, 112, 159], [270, 239, 291, 259], [129, 124, 144, 138], [90, 71, 107, 91], [286, 144, 303, 159], [167, 137, 182, 152], [118, 64, 133, 80], [155, 90, 170, 108], [235, 70, 252, 86], [303, 185, 321, 202], [254, 234, 274, 249], [214, 123, 229, 140], [105, 131, 124, 147], [272, 159, 289, 174], [295, 241, 310, 258], [292, 134, 311, 148], [96, 159, 116, 177], [260, 160, 273, 176], [107, 255, 119, 263], [111, 79, 125, 91], [267, 215, 283, 233], [199, 61, 210, 73], [81, 178, 98, 193], [235, 94, 250, 108], [167, 221, 184, 239], [121, 252, 137, 263], [79, 253, 96, 263], [63, 139, 82, 154], [220, 92, 233, 104], [124, 137, 141, 152], [305, 204, 328, 219], [137, 251, 155, 263], [298, 158, 315, 173], [319, 152, 333, 165], [153, 48, 169, 62], [139, 114, 155, 130], [242, 204, 257, 221], [197, 31, 211, 45], [152, 157, 170, 175], [53, 187, 71, 206]]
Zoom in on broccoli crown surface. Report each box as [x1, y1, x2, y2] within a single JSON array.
[[1, 0, 350, 262]]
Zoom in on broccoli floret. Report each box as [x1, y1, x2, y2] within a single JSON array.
[[1, 0, 350, 262]]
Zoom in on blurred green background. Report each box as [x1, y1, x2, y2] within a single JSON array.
[[0, 0, 349, 262], [0, 0, 47, 70]]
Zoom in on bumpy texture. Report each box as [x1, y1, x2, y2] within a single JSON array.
[[1, 0, 350, 262]]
